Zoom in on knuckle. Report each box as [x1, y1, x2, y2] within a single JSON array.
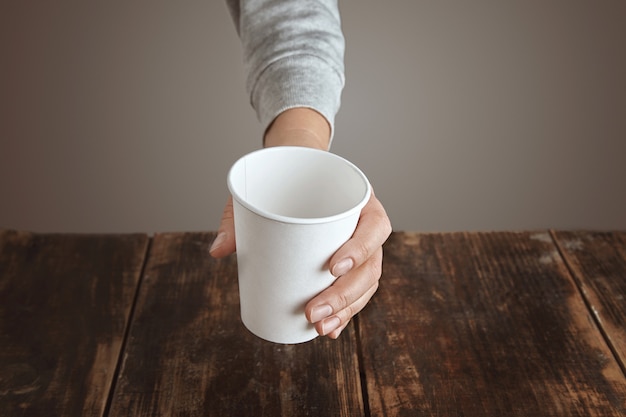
[[344, 304, 357, 321], [378, 212, 393, 238], [222, 209, 234, 221], [367, 252, 384, 282], [371, 261, 383, 281], [354, 240, 370, 263], [336, 302, 357, 324], [336, 291, 352, 312], [383, 217, 393, 237]]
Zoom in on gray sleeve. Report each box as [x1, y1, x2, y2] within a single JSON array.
[[225, 0, 345, 141]]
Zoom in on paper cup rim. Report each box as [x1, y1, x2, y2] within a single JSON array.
[[227, 146, 371, 225]]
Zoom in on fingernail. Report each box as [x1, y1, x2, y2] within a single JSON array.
[[310, 304, 333, 323], [210, 232, 226, 253], [332, 258, 354, 277], [322, 317, 341, 336]]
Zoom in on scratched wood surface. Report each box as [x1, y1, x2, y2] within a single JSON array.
[[359, 231, 626, 416], [0, 230, 148, 417], [553, 231, 626, 373], [108, 232, 364, 417]]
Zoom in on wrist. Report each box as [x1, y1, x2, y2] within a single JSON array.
[[264, 108, 331, 151]]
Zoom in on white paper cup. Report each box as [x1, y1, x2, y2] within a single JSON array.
[[227, 146, 371, 344]]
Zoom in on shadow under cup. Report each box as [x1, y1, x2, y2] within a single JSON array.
[[227, 146, 371, 344]]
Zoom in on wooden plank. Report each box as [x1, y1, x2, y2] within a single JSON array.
[[0, 230, 148, 417], [108, 232, 364, 417], [553, 231, 626, 372], [359, 231, 626, 416]]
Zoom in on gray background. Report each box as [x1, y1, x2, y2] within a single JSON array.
[[2, 1, 625, 233]]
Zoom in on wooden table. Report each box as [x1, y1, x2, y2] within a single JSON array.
[[1, 230, 625, 416]]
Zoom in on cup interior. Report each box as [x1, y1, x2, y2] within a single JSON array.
[[228, 147, 370, 223]]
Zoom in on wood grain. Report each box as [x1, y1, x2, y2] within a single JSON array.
[[108, 232, 364, 417], [0, 230, 148, 417], [553, 231, 626, 373], [359, 231, 626, 416]]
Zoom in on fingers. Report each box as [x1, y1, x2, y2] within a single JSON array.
[[326, 282, 379, 339], [209, 197, 237, 258], [306, 190, 391, 339], [329, 191, 392, 278], [306, 246, 383, 338]]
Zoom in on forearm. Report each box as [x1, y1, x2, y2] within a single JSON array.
[[225, 0, 345, 142]]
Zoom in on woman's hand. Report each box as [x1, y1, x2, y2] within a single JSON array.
[[209, 108, 392, 339], [304, 190, 391, 338]]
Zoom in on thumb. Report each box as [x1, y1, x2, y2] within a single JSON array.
[[209, 196, 237, 258]]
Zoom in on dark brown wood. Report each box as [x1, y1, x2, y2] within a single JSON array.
[[0, 230, 148, 417], [553, 231, 626, 372], [108, 232, 364, 416], [359, 231, 626, 416]]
